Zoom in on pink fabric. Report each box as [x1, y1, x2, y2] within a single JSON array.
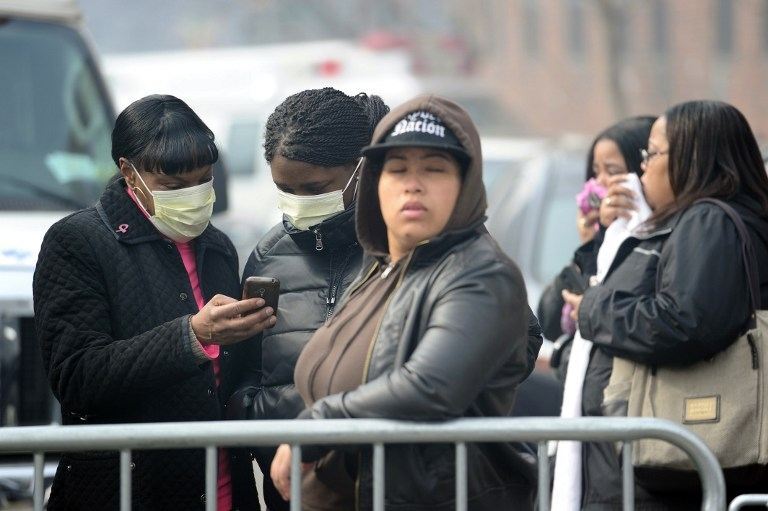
[[176, 242, 220, 361], [126, 187, 233, 511]]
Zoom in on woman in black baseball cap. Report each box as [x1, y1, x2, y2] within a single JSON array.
[[271, 95, 540, 510]]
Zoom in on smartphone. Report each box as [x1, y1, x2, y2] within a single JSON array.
[[242, 276, 280, 314]]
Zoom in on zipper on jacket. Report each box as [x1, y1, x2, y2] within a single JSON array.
[[355, 244, 424, 511], [326, 285, 337, 319], [748, 333, 760, 370], [314, 228, 324, 251]]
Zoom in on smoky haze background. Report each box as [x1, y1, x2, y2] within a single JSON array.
[[79, 0, 768, 142]]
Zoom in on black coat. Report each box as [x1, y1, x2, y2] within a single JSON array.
[[577, 197, 768, 509], [229, 207, 362, 510], [301, 225, 538, 511], [33, 178, 258, 511], [537, 229, 603, 343]]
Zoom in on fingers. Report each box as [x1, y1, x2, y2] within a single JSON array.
[[606, 184, 635, 202], [227, 307, 277, 336], [561, 289, 579, 305], [561, 290, 583, 321], [270, 445, 292, 501], [605, 194, 635, 212], [577, 210, 599, 243], [600, 186, 636, 226], [210, 297, 266, 320], [208, 294, 237, 307], [584, 209, 600, 223]]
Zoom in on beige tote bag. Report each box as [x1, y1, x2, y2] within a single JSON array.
[[605, 199, 768, 471]]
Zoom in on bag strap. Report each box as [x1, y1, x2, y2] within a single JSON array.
[[696, 198, 760, 327]]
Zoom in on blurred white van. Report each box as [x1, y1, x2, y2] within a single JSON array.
[[0, 0, 118, 500]]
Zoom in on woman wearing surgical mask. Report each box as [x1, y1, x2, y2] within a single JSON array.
[[33, 95, 273, 510], [227, 87, 389, 511]]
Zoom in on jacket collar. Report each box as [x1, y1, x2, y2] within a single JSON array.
[[283, 204, 358, 252], [96, 177, 233, 256], [362, 216, 486, 270]]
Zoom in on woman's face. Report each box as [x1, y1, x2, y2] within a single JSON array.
[[641, 116, 675, 211], [592, 138, 628, 187], [119, 158, 212, 216], [378, 147, 462, 260], [270, 155, 357, 207]]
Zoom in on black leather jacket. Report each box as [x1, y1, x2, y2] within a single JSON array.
[[293, 94, 541, 511], [302, 224, 537, 510]]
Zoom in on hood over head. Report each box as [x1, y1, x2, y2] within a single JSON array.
[[355, 94, 485, 257]]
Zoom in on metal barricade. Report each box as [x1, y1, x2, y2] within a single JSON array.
[[729, 494, 768, 511], [0, 417, 725, 511]]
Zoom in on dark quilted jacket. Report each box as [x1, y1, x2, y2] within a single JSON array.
[[231, 206, 361, 510], [33, 178, 258, 511]]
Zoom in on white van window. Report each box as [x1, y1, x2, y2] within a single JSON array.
[[0, 19, 114, 210]]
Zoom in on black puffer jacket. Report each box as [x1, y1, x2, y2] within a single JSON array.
[[577, 197, 768, 509], [230, 206, 361, 509], [299, 95, 538, 510], [33, 178, 258, 511]]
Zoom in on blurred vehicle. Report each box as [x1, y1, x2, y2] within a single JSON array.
[[485, 138, 587, 316], [0, 0, 214, 504], [0, 0, 113, 501], [482, 136, 587, 417]]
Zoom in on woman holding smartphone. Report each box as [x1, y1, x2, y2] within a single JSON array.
[[33, 95, 274, 510]]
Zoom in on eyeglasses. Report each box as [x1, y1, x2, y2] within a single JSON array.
[[640, 148, 669, 166]]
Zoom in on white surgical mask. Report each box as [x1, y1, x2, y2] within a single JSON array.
[[130, 162, 216, 243], [277, 162, 360, 231]]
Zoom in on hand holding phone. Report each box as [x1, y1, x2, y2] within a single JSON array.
[[242, 276, 280, 314]]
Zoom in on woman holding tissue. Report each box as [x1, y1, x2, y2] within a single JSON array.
[[33, 95, 272, 510], [538, 117, 655, 347], [561, 100, 768, 508]]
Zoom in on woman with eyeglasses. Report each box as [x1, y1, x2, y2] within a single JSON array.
[[33, 95, 274, 510], [562, 100, 768, 507]]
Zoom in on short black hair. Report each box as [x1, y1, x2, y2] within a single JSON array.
[[264, 87, 389, 167], [585, 115, 657, 181], [111, 94, 218, 175]]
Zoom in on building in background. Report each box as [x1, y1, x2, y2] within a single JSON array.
[[474, 0, 768, 140]]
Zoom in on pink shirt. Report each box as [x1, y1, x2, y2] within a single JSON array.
[[126, 187, 233, 511]]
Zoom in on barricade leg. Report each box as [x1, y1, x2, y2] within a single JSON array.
[[373, 443, 385, 511], [205, 446, 217, 511], [455, 442, 467, 511], [33, 452, 44, 511], [291, 444, 302, 511], [622, 442, 634, 511], [538, 442, 550, 511], [120, 449, 132, 511]]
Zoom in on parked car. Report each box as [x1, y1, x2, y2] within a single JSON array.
[[482, 137, 588, 416], [484, 138, 587, 320]]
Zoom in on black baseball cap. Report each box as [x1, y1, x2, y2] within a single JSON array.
[[361, 110, 470, 165]]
